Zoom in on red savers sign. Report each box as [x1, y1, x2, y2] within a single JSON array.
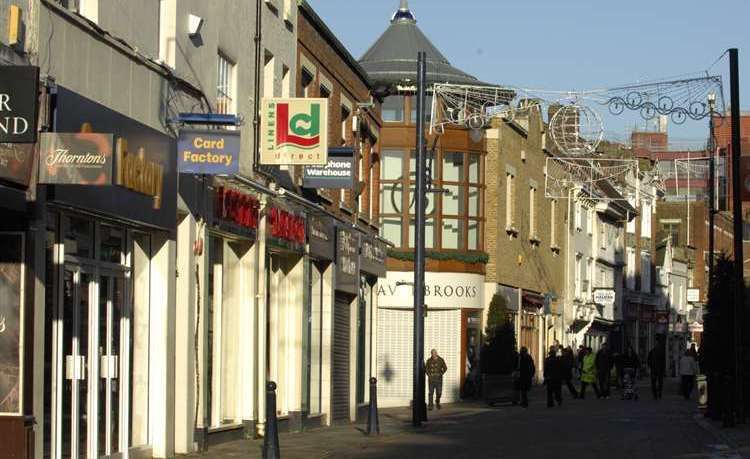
[[268, 207, 305, 249], [215, 187, 259, 231]]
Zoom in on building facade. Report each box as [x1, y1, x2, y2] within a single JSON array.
[[362, 1, 489, 406]]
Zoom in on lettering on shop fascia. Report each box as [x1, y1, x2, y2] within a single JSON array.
[[269, 207, 305, 248], [115, 138, 164, 210], [338, 230, 357, 276], [376, 283, 479, 299], [215, 187, 260, 231]]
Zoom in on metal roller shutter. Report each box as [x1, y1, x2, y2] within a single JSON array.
[[332, 294, 352, 422]]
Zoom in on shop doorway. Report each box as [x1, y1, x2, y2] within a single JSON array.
[[55, 266, 128, 458], [460, 309, 482, 396]]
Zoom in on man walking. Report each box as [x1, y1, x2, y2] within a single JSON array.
[[518, 347, 536, 408], [561, 346, 579, 398], [425, 349, 447, 410], [595, 343, 613, 399], [579, 347, 599, 399], [544, 346, 563, 407], [679, 349, 699, 400], [647, 342, 666, 400]]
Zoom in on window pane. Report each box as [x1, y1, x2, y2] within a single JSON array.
[[100, 225, 124, 263], [468, 154, 480, 183], [381, 150, 403, 180], [443, 152, 464, 182], [409, 150, 436, 180], [441, 218, 464, 249], [380, 183, 403, 214], [408, 186, 435, 215], [410, 95, 433, 123], [409, 218, 434, 249], [380, 217, 402, 246], [65, 217, 93, 258], [468, 220, 479, 250], [382, 96, 404, 122], [443, 184, 465, 216], [468, 186, 480, 217]]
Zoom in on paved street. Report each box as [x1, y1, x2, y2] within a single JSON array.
[[192, 379, 749, 459]]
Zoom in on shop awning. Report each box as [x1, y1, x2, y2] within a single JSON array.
[[589, 318, 616, 334], [522, 292, 544, 307], [568, 319, 589, 334]]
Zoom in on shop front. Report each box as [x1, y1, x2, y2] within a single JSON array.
[[333, 225, 358, 423], [303, 215, 335, 428], [265, 202, 306, 429], [375, 271, 485, 408], [0, 64, 39, 456], [521, 290, 545, 373], [40, 86, 177, 458], [356, 235, 387, 420]]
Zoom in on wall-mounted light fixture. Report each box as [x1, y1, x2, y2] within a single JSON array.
[[188, 14, 204, 37]]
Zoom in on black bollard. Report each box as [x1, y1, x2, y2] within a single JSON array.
[[263, 381, 281, 459], [366, 377, 380, 435]]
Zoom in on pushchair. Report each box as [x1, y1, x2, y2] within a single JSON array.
[[621, 367, 638, 400]]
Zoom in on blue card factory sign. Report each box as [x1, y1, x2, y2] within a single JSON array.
[[177, 130, 240, 175]]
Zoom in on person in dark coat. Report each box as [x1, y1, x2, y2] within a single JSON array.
[[518, 346, 536, 408], [544, 346, 563, 407], [648, 343, 666, 400], [595, 343, 614, 399], [560, 346, 579, 398]]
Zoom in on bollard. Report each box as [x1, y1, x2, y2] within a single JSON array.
[[366, 377, 380, 435], [263, 381, 281, 459]]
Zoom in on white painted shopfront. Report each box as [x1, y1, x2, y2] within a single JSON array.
[[375, 272, 485, 407]]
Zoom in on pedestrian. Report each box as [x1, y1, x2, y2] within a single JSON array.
[[595, 343, 613, 399], [518, 346, 536, 408], [679, 350, 699, 400], [687, 343, 698, 360], [579, 347, 599, 399], [621, 347, 640, 384], [544, 346, 563, 407], [561, 346, 579, 398], [425, 349, 447, 410], [647, 342, 666, 400]]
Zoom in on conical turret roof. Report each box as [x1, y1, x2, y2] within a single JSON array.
[[359, 1, 480, 90]]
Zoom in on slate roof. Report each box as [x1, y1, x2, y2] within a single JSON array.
[[359, 1, 481, 90]]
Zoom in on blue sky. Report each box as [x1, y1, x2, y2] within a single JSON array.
[[308, 0, 749, 145]]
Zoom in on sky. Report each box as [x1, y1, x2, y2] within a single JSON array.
[[307, 0, 750, 145]]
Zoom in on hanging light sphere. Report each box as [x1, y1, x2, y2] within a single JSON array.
[[549, 103, 603, 156]]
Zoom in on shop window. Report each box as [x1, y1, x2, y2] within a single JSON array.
[[442, 218, 464, 249], [468, 220, 479, 250], [64, 216, 94, 258], [408, 218, 434, 249], [100, 225, 124, 263], [382, 95, 404, 122]]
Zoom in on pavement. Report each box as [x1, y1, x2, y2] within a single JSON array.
[[187, 379, 750, 459]]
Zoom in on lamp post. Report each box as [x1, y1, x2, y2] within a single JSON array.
[[412, 51, 428, 427]]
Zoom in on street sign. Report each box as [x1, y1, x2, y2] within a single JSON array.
[[593, 289, 615, 305], [687, 288, 700, 303]]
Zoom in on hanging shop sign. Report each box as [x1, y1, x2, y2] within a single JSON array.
[[302, 147, 355, 189], [308, 215, 335, 261], [335, 226, 359, 295], [260, 98, 328, 165], [0, 233, 25, 415], [268, 206, 305, 252], [39, 132, 114, 185], [0, 142, 35, 187], [593, 289, 616, 306], [377, 271, 484, 309], [360, 235, 387, 278], [687, 288, 700, 303], [214, 187, 259, 239], [0, 65, 40, 143], [177, 130, 240, 175]]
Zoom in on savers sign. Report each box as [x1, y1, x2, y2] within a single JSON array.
[[177, 130, 240, 175]]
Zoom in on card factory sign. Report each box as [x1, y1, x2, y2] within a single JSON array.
[[0, 65, 40, 143], [178, 130, 240, 175], [376, 271, 484, 310], [261, 98, 328, 165], [303, 147, 354, 189]]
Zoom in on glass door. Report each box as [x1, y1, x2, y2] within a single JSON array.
[[97, 273, 125, 456], [60, 266, 92, 459]]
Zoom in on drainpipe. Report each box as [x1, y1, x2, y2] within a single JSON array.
[[252, 0, 275, 184], [564, 186, 573, 345]]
